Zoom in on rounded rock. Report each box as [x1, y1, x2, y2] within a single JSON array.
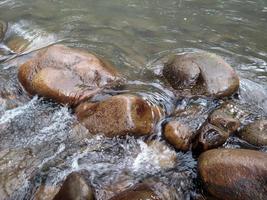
[[238, 119, 267, 146], [163, 52, 240, 97], [18, 44, 120, 105], [198, 123, 229, 151], [198, 149, 267, 200], [75, 95, 159, 137], [53, 172, 95, 200], [163, 121, 194, 151], [109, 184, 161, 200]]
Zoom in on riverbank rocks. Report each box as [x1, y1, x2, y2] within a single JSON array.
[[238, 119, 267, 146], [198, 149, 267, 200], [75, 95, 160, 137], [0, 20, 7, 42], [164, 121, 194, 151], [163, 52, 239, 97], [18, 44, 120, 105], [53, 172, 95, 200], [109, 184, 161, 200]]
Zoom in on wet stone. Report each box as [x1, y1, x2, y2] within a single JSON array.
[[197, 123, 229, 151], [6, 35, 30, 53], [209, 107, 240, 134], [198, 149, 267, 200], [238, 119, 267, 146], [109, 184, 161, 200], [164, 121, 194, 151], [75, 94, 160, 137], [18, 44, 121, 105], [53, 172, 95, 200], [163, 51, 240, 97]]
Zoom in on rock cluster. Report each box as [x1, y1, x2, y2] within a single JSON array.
[[14, 44, 267, 200]]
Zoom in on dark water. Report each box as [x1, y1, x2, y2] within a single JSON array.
[[0, 0, 266, 199]]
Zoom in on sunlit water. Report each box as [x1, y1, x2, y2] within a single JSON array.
[[0, 0, 266, 199]]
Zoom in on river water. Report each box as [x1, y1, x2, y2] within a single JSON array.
[[0, 0, 266, 200]]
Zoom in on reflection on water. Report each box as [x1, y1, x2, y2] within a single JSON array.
[[0, 0, 266, 199]]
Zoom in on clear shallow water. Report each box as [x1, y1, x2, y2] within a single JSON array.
[[0, 0, 267, 199]]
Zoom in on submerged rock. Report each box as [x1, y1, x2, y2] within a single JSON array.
[[6, 35, 29, 53], [163, 121, 194, 151], [18, 44, 120, 105], [209, 107, 240, 134], [0, 20, 7, 42], [198, 123, 229, 151], [75, 95, 160, 137], [238, 119, 267, 146], [163, 52, 239, 97], [198, 149, 267, 200], [53, 172, 95, 200], [109, 184, 161, 200]]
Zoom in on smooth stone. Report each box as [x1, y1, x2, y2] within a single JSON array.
[[163, 121, 193, 151], [0, 20, 7, 42], [34, 185, 60, 200], [18, 44, 120, 105], [163, 54, 200, 88], [238, 119, 267, 146], [6, 36, 29, 53], [198, 123, 229, 150], [198, 149, 267, 200], [75, 95, 160, 137], [163, 52, 240, 97], [53, 172, 95, 200], [109, 184, 161, 200], [209, 108, 240, 134]]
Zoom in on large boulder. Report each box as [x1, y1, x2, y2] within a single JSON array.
[[18, 44, 120, 105], [75, 95, 161, 137], [198, 149, 267, 200], [163, 52, 239, 97], [53, 172, 95, 200], [0, 20, 7, 42], [238, 119, 267, 146], [109, 184, 161, 200]]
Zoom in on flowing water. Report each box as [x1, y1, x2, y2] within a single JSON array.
[[0, 0, 267, 199]]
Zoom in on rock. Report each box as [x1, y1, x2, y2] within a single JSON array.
[[6, 36, 29, 53], [0, 20, 7, 42], [34, 185, 60, 200], [163, 52, 239, 97], [75, 95, 159, 137], [238, 119, 267, 146], [209, 108, 240, 134], [109, 184, 161, 200], [18, 44, 120, 105], [53, 172, 95, 200], [198, 149, 267, 200], [197, 123, 229, 150], [163, 121, 193, 151], [163, 54, 200, 88]]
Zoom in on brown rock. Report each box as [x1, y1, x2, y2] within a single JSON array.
[[109, 184, 161, 200], [163, 52, 239, 97], [198, 123, 229, 150], [53, 172, 95, 200], [163, 54, 200, 88], [163, 121, 194, 151], [75, 95, 159, 137], [18, 44, 120, 105], [198, 149, 267, 200], [6, 36, 29, 53], [238, 119, 267, 146], [34, 185, 60, 200], [209, 108, 240, 134]]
